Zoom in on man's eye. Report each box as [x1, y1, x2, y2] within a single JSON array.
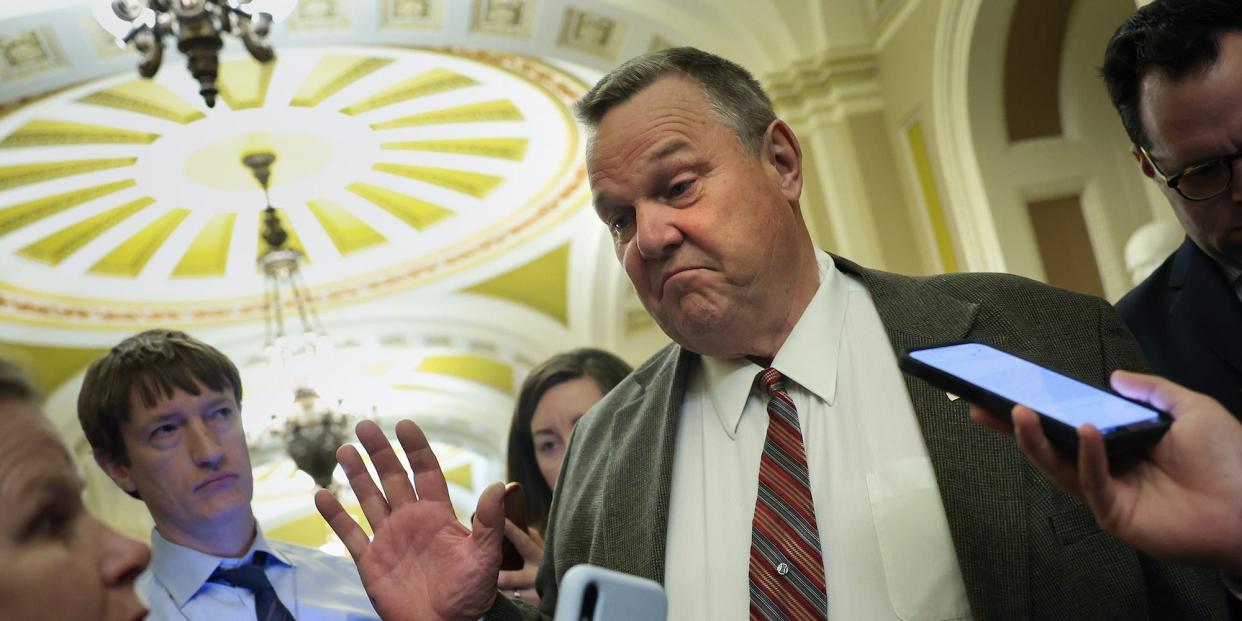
[[150, 423, 179, 440], [609, 214, 632, 231], [211, 407, 233, 420], [668, 180, 693, 198], [24, 503, 75, 542]]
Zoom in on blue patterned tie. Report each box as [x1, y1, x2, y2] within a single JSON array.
[[209, 551, 295, 621]]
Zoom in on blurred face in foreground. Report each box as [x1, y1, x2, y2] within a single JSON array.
[[0, 397, 151, 621]]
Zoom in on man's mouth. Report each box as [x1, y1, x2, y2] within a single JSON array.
[[194, 473, 237, 492]]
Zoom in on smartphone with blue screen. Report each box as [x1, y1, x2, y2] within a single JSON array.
[[899, 342, 1172, 456]]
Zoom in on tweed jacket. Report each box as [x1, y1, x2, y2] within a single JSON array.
[[489, 257, 1226, 620], [1116, 237, 1242, 419]]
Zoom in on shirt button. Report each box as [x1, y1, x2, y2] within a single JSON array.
[[776, 562, 790, 576]]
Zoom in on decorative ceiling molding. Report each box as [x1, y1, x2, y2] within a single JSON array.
[[0, 46, 587, 331], [764, 46, 883, 121]]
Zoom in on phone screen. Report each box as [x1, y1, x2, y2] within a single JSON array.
[[908, 343, 1162, 433]]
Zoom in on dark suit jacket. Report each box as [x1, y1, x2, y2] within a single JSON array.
[[489, 258, 1226, 620], [1116, 237, 1242, 418]]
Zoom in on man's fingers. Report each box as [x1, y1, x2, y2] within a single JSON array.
[[315, 489, 370, 563], [396, 419, 451, 503], [1110, 370, 1194, 418], [504, 519, 544, 560], [356, 420, 418, 507], [338, 443, 390, 527], [969, 405, 1014, 435], [1012, 406, 1083, 496], [1075, 424, 1119, 524], [472, 481, 507, 558]]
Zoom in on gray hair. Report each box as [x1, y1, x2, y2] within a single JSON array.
[[574, 47, 776, 155]]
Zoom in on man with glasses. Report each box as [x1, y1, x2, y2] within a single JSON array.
[[1104, 0, 1242, 419]]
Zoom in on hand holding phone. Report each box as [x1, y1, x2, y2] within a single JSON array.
[[899, 342, 1172, 456], [975, 370, 1242, 577]]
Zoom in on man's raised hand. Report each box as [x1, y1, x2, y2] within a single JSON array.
[[315, 419, 507, 621]]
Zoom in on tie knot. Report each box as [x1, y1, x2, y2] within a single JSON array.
[[757, 367, 785, 396], [210, 551, 275, 594]]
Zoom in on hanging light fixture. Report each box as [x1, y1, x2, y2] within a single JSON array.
[[93, 0, 295, 107], [243, 150, 351, 491]]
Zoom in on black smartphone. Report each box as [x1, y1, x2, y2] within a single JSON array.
[[899, 341, 1172, 456], [500, 481, 527, 571]]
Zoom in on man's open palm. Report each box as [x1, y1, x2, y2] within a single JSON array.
[[316, 419, 506, 621]]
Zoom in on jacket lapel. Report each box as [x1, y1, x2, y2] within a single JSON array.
[[834, 256, 1031, 620], [600, 346, 695, 582], [1168, 239, 1242, 377]]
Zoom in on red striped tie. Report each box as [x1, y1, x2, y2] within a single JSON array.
[[749, 367, 828, 620]]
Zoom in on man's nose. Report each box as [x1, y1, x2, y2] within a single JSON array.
[[634, 201, 684, 260], [186, 419, 225, 468]]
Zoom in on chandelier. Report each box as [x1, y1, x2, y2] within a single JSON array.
[[243, 150, 352, 491], [93, 0, 295, 107]]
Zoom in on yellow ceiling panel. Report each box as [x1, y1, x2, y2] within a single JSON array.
[[417, 354, 514, 394], [380, 137, 529, 160], [19, 196, 154, 265], [173, 213, 236, 277], [0, 179, 135, 237], [443, 462, 474, 492], [290, 56, 393, 107], [78, 79, 206, 124], [0, 119, 160, 148], [306, 198, 386, 255], [0, 341, 109, 395], [372, 163, 502, 198], [217, 58, 276, 110], [341, 69, 478, 116], [0, 158, 137, 192], [90, 208, 190, 277], [255, 208, 307, 261], [267, 502, 372, 548], [346, 182, 452, 231], [370, 99, 523, 130], [463, 243, 569, 324]]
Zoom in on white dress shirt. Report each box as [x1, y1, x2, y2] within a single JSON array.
[[137, 527, 378, 620], [663, 251, 972, 620]]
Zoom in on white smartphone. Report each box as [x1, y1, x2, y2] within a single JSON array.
[[553, 564, 667, 621], [899, 341, 1172, 456]]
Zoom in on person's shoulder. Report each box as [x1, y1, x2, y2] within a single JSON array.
[[877, 266, 1103, 308], [1116, 253, 1177, 318]]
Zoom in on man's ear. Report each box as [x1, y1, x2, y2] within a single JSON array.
[[94, 449, 139, 496], [763, 119, 803, 203], [1131, 145, 1158, 179]]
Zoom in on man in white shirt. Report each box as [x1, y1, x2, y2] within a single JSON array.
[[314, 48, 1227, 619], [79, 329, 377, 620]]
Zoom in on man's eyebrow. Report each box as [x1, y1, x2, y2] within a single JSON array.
[[647, 139, 692, 164]]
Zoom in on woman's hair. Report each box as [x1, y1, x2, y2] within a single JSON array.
[[505, 348, 631, 533]]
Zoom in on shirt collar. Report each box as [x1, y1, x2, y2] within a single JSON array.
[[701, 250, 849, 439], [149, 525, 291, 608]]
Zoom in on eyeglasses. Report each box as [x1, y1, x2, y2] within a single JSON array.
[[1139, 144, 1242, 201]]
